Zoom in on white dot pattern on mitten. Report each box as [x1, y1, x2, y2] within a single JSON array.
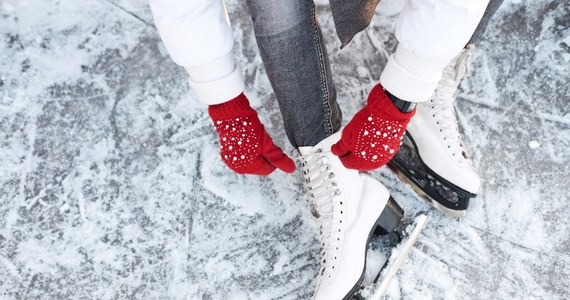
[[354, 115, 406, 163], [214, 116, 260, 172]]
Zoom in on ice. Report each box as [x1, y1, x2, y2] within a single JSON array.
[[1, 0, 568, 299], [362, 250, 387, 286], [528, 140, 540, 149]]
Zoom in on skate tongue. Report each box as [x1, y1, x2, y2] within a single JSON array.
[[298, 132, 342, 156], [298, 146, 313, 156]]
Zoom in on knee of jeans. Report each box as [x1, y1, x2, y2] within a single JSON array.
[[246, 0, 311, 36]]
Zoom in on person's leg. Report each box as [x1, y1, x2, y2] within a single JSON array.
[[389, 0, 505, 217], [244, 3, 412, 299], [244, 0, 341, 149]]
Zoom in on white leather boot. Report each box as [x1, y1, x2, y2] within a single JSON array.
[[299, 132, 402, 300], [404, 44, 481, 216], [389, 45, 481, 217]]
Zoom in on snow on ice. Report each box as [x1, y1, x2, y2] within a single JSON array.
[[0, 0, 568, 299]]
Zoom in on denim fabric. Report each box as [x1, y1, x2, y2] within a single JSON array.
[[245, 0, 342, 148], [243, 0, 504, 148], [468, 0, 505, 44]]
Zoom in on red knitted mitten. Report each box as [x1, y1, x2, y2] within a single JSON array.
[[208, 94, 296, 175], [331, 84, 415, 171]]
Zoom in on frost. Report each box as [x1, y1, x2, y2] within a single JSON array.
[[0, 0, 568, 299], [561, 35, 570, 47], [529, 140, 541, 149], [1, 2, 15, 12]]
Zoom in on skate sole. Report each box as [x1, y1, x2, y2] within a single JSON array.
[[431, 198, 466, 218], [366, 214, 428, 299]]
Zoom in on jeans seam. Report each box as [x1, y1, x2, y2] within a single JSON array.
[[310, 4, 333, 136]]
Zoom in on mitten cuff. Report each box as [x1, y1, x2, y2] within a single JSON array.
[[367, 84, 416, 121], [208, 93, 256, 120]]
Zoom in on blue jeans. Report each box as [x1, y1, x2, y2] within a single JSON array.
[[245, 0, 342, 149], [244, 0, 503, 149]]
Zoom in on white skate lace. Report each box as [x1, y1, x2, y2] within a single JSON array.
[[453, 44, 475, 81], [299, 149, 342, 279], [430, 45, 476, 165]]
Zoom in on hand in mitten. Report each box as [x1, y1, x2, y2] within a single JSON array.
[[208, 93, 296, 175], [331, 84, 415, 171]]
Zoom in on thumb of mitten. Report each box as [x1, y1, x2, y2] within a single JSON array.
[[261, 132, 296, 173]]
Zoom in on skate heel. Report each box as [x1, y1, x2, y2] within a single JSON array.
[[373, 197, 404, 236]]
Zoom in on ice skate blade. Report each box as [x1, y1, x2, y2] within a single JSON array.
[[390, 165, 466, 219], [355, 214, 428, 300], [387, 132, 476, 216], [431, 199, 465, 218]]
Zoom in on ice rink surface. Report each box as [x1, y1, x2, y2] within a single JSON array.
[[0, 0, 568, 299]]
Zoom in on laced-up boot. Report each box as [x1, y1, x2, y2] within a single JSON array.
[[405, 44, 481, 216], [299, 132, 404, 300]]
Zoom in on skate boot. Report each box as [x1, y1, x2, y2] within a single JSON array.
[[389, 44, 481, 217], [299, 132, 404, 300]]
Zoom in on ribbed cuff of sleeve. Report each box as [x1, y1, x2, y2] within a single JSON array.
[[380, 45, 448, 103], [185, 53, 245, 105]]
